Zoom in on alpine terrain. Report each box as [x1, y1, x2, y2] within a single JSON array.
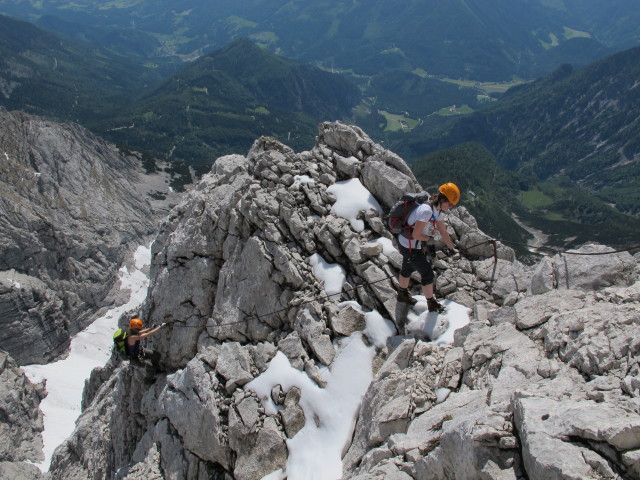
[[1, 1, 640, 479], [2, 119, 637, 479]]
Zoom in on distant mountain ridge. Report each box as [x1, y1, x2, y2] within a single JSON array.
[[409, 46, 640, 212], [400, 46, 640, 250], [0, 17, 360, 164], [1, 0, 636, 82], [3, 0, 632, 152], [2, 6, 640, 250], [97, 39, 361, 164], [0, 14, 163, 124]]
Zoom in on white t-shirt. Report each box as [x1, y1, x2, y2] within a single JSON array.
[[398, 203, 443, 249]]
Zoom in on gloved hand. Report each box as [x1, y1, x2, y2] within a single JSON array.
[[443, 246, 457, 257], [422, 244, 436, 257]]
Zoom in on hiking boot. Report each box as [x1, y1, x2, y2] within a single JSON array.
[[397, 289, 417, 305], [427, 298, 445, 313]]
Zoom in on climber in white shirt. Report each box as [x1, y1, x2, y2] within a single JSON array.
[[396, 183, 460, 313]]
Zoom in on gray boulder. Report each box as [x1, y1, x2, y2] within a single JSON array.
[[515, 396, 640, 479], [529, 244, 636, 294]]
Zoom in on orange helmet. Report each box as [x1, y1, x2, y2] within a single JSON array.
[[129, 318, 144, 330], [439, 182, 461, 205]]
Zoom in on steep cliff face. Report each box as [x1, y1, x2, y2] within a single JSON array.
[[0, 351, 44, 479], [0, 108, 161, 365], [0, 109, 180, 478], [48, 122, 640, 480]]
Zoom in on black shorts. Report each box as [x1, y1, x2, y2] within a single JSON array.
[[398, 243, 435, 285]]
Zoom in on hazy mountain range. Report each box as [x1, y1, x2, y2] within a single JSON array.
[[0, 0, 635, 130], [1, 1, 640, 251], [1, 0, 638, 81], [95, 38, 360, 165], [400, 46, 640, 251], [0, 15, 360, 168], [3, 5, 640, 479], [0, 15, 164, 124]]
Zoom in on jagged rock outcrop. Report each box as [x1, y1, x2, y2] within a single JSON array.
[[344, 250, 640, 480], [0, 108, 165, 364], [47, 122, 640, 480], [0, 350, 45, 479]]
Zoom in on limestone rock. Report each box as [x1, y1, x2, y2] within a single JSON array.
[[529, 244, 636, 294], [513, 289, 587, 329], [215, 342, 254, 394], [0, 351, 44, 464], [514, 396, 640, 479], [0, 461, 43, 480], [235, 422, 287, 480], [330, 303, 366, 336], [38, 121, 640, 480], [281, 387, 306, 439], [158, 357, 229, 466], [0, 109, 160, 364]]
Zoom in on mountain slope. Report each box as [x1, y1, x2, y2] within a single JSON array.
[[411, 141, 640, 251], [0, 0, 629, 150], [43, 122, 640, 480], [0, 14, 163, 123], [411, 142, 533, 255], [409, 46, 640, 212], [0, 0, 628, 81], [0, 108, 158, 365], [96, 39, 361, 164], [397, 46, 640, 249], [547, 0, 640, 48]]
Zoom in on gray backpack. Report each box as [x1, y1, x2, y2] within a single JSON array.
[[386, 192, 429, 237]]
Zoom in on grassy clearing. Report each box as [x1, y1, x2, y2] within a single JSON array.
[[250, 31, 278, 46], [540, 32, 560, 49], [563, 26, 591, 39], [226, 16, 258, 31], [378, 110, 420, 131], [543, 211, 565, 221], [434, 104, 474, 116], [521, 188, 554, 209], [313, 63, 370, 80], [97, 1, 137, 9], [440, 77, 526, 94], [522, 188, 567, 221], [352, 101, 372, 117], [381, 47, 406, 57]]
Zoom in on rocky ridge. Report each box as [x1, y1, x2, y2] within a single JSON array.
[[0, 108, 181, 477], [0, 350, 44, 479], [40, 122, 640, 480], [0, 107, 175, 365]]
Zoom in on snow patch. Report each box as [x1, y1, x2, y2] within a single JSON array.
[[292, 175, 315, 189], [248, 333, 376, 480], [308, 253, 346, 299], [327, 178, 382, 231], [22, 245, 152, 472]]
